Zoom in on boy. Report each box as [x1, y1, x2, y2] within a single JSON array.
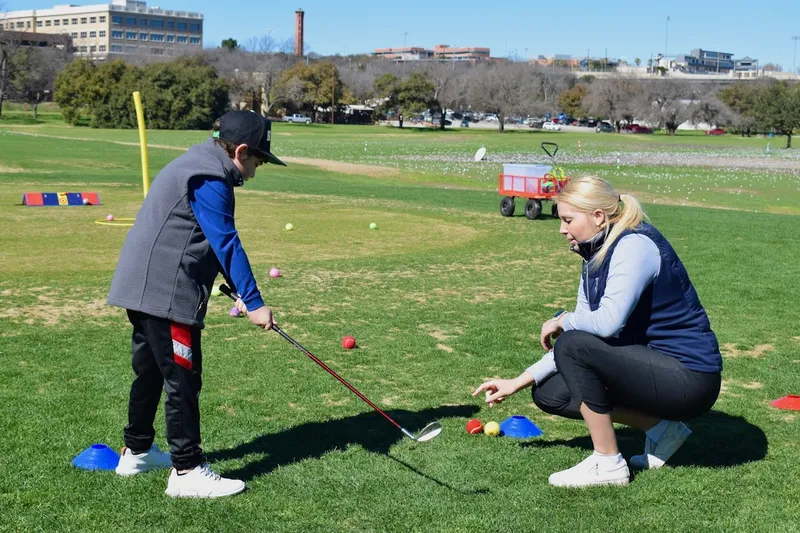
[[108, 110, 285, 498]]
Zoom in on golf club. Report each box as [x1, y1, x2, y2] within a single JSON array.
[[218, 284, 442, 443]]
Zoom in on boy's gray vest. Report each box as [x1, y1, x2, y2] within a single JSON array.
[[108, 138, 239, 327], [585, 223, 722, 373]]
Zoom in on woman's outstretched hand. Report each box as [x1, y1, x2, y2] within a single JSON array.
[[472, 378, 521, 407]]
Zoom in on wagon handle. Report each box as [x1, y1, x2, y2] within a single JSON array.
[[541, 142, 558, 159]]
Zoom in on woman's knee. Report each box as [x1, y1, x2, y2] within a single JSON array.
[[553, 330, 597, 367], [532, 386, 581, 419]]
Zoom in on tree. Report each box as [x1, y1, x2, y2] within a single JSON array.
[[634, 58, 641, 67], [220, 38, 239, 51], [719, 82, 759, 136], [690, 93, 733, 129], [373, 73, 402, 124], [426, 62, 468, 130], [558, 84, 587, 117], [398, 71, 436, 123], [53, 58, 98, 125], [466, 63, 534, 132], [753, 79, 800, 148], [640, 79, 694, 135], [762, 63, 782, 72], [585, 76, 641, 132], [0, 24, 27, 117], [11, 46, 71, 119], [271, 61, 353, 121], [54, 56, 229, 129], [250, 35, 299, 115]]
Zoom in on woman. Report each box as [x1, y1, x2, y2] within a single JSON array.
[[473, 176, 721, 488]]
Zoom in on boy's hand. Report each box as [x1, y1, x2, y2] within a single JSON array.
[[235, 298, 275, 330], [247, 306, 274, 330]]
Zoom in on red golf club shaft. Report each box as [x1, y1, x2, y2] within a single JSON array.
[[219, 285, 402, 430]]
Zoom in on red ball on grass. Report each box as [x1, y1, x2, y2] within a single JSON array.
[[341, 336, 356, 350], [466, 419, 483, 434]]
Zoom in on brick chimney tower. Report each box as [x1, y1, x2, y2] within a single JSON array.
[[294, 8, 304, 57]]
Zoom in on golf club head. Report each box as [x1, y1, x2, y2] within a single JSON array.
[[414, 421, 442, 442]]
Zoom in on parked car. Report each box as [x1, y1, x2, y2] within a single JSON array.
[[528, 120, 544, 129], [542, 121, 562, 131], [460, 119, 470, 127], [631, 125, 653, 134], [596, 122, 614, 133], [285, 113, 312, 124], [706, 128, 726, 135]]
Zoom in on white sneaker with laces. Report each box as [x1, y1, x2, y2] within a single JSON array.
[[548, 453, 630, 488], [630, 421, 692, 470], [164, 462, 246, 498], [115, 445, 172, 476]]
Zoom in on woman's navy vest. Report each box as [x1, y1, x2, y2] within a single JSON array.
[[584, 223, 722, 373]]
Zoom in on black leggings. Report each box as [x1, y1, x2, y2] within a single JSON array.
[[532, 330, 721, 421]]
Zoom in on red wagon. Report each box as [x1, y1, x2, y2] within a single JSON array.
[[498, 142, 571, 219]]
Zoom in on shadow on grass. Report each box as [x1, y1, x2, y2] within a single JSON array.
[[520, 410, 767, 468], [209, 404, 479, 482]]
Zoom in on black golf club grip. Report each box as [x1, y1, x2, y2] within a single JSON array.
[[219, 284, 236, 301]]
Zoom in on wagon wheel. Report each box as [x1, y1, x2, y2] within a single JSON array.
[[500, 196, 515, 217], [525, 199, 542, 220], [551, 204, 559, 219]]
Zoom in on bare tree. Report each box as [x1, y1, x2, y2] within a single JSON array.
[[338, 62, 376, 104], [639, 79, 695, 135], [426, 62, 469, 129], [11, 45, 71, 118], [585, 75, 642, 132], [467, 63, 534, 132], [258, 53, 298, 114], [690, 90, 734, 129], [533, 65, 575, 109]]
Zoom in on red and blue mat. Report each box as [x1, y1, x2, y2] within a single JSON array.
[[22, 192, 101, 206]]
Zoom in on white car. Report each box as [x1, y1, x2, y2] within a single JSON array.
[[542, 121, 562, 131], [285, 114, 312, 124]]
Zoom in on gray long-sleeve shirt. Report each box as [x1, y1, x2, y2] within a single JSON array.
[[526, 233, 661, 384]]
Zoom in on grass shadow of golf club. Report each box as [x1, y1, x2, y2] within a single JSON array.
[[209, 404, 479, 483], [519, 411, 767, 468]]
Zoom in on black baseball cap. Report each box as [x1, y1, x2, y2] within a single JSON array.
[[213, 110, 286, 166]]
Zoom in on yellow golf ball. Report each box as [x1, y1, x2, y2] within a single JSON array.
[[285, 223, 294, 231], [484, 421, 500, 437]]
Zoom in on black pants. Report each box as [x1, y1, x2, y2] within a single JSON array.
[[532, 330, 720, 421], [124, 310, 204, 470]]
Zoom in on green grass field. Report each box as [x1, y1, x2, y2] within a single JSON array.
[[1, 110, 799, 532]]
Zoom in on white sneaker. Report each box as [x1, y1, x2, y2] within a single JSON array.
[[548, 453, 630, 488], [630, 421, 692, 470], [115, 445, 172, 476], [164, 462, 246, 498]]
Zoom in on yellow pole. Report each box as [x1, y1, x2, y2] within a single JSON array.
[[133, 91, 150, 198]]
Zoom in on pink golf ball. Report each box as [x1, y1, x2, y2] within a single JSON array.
[[229, 306, 241, 318], [106, 214, 115, 222], [269, 268, 281, 278]]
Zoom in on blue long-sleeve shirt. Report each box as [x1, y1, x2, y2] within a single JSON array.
[[188, 177, 264, 311], [526, 233, 661, 384]]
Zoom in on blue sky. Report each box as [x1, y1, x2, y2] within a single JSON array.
[[8, 0, 800, 70]]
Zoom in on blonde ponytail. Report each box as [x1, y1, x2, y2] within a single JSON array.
[[556, 177, 648, 267]]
